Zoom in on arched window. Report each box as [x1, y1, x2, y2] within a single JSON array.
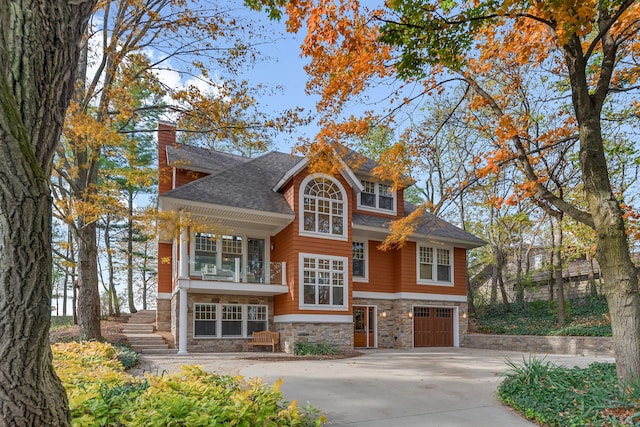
[[301, 177, 345, 237]]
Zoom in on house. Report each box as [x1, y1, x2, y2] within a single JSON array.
[[156, 122, 485, 354], [474, 247, 606, 302]]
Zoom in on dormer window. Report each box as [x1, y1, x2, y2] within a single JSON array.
[[300, 175, 347, 240], [358, 180, 396, 213]]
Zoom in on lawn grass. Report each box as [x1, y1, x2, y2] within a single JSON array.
[[50, 315, 75, 332], [474, 295, 611, 336]]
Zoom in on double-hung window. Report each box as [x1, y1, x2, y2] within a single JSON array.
[[352, 241, 367, 281], [418, 245, 452, 284], [194, 233, 217, 274], [358, 180, 395, 213], [194, 304, 217, 337], [300, 254, 347, 309]]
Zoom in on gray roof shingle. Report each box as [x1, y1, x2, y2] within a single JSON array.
[[166, 145, 250, 174], [353, 202, 485, 247], [161, 151, 302, 215]]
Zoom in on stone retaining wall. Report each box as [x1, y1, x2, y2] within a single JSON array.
[[463, 333, 614, 356]]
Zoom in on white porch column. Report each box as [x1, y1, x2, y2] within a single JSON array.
[[178, 214, 189, 279], [177, 286, 188, 355]]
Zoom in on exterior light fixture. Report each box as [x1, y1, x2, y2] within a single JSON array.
[[408, 311, 413, 318], [381, 311, 387, 318]]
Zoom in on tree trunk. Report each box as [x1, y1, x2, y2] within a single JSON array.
[[103, 218, 120, 317], [564, 29, 640, 382], [515, 249, 525, 307], [127, 191, 137, 314], [0, 2, 96, 424], [497, 271, 510, 312], [0, 182, 70, 425], [550, 217, 565, 327], [587, 252, 598, 296], [76, 222, 102, 340], [490, 266, 498, 306]]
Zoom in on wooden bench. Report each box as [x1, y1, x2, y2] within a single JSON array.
[[246, 331, 280, 352]]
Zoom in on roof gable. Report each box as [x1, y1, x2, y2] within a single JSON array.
[[272, 152, 365, 193]]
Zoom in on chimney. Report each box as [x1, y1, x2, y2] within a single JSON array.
[[158, 121, 176, 194]]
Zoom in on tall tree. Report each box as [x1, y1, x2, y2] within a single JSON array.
[[0, 1, 96, 424], [55, 0, 300, 339], [252, 0, 640, 383]]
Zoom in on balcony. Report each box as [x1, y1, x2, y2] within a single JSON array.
[[180, 259, 288, 296]]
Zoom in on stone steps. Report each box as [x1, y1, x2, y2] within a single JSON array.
[[138, 348, 178, 355], [123, 310, 172, 353], [123, 324, 155, 334]]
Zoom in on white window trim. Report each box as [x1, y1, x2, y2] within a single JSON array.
[[352, 239, 369, 283], [298, 174, 348, 241], [299, 252, 349, 311], [416, 243, 455, 287], [193, 303, 269, 339], [357, 180, 397, 215]]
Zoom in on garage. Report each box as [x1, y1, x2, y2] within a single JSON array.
[[413, 307, 454, 347]]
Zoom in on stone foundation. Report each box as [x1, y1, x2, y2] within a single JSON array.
[[182, 293, 274, 353], [353, 297, 468, 349], [274, 322, 354, 354], [156, 298, 171, 331]]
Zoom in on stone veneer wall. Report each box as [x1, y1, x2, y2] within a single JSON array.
[[463, 334, 614, 356], [156, 298, 171, 331], [174, 293, 274, 353], [274, 322, 354, 354], [353, 298, 469, 349]]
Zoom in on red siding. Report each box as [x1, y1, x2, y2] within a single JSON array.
[[273, 168, 353, 316], [157, 242, 173, 293]]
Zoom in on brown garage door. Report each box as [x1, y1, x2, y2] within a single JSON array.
[[413, 307, 454, 347]]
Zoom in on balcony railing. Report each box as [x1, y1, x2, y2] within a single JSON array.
[[194, 259, 287, 286]]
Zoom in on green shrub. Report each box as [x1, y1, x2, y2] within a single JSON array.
[[499, 357, 640, 426], [294, 341, 340, 356], [53, 342, 326, 427], [113, 344, 140, 369]]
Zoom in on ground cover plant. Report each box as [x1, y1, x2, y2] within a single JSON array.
[[293, 341, 340, 356], [52, 341, 326, 426], [474, 296, 611, 336], [499, 357, 640, 426]]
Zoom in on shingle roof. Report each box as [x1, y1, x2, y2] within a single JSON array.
[[353, 202, 486, 248], [161, 151, 302, 215], [166, 145, 250, 174], [162, 146, 484, 247]]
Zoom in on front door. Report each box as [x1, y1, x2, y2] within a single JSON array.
[[354, 306, 376, 348]]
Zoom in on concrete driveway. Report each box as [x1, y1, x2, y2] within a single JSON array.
[[136, 348, 614, 427]]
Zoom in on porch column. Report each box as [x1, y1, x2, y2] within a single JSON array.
[[177, 286, 188, 355], [178, 213, 189, 279]]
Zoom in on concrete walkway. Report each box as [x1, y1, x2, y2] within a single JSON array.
[[134, 347, 615, 427]]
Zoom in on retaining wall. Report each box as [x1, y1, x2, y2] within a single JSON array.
[[462, 333, 614, 356]]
